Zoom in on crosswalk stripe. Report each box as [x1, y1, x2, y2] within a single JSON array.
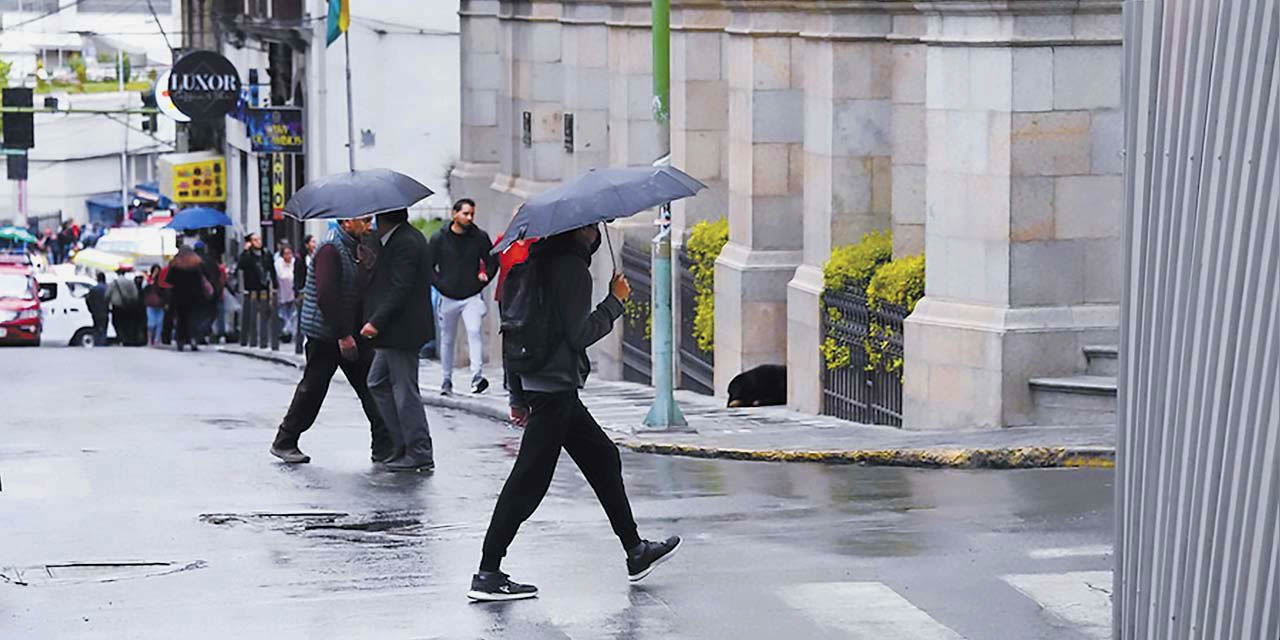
[[1002, 571, 1112, 639], [1027, 545, 1112, 560], [779, 582, 964, 639]]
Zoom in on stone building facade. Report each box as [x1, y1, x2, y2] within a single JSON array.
[[455, 0, 1124, 430]]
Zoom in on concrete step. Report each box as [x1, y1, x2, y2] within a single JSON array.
[[1083, 345, 1119, 377], [1029, 375, 1117, 426]]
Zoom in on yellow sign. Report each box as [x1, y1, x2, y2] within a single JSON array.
[[271, 154, 285, 219], [171, 157, 225, 203]]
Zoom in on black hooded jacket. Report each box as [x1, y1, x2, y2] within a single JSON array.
[[511, 230, 623, 400]]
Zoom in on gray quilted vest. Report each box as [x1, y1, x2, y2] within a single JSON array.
[[299, 228, 360, 341]]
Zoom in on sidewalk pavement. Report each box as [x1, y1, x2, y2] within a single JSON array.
[[219, 344, 1115, 469]]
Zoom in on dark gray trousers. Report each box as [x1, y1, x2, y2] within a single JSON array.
[[367, 348, 433, 464]]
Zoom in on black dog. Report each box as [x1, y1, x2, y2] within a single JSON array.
[[727, 364, 787, 408]]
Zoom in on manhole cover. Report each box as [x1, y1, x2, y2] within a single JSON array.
[[1, 560, 206, 586]]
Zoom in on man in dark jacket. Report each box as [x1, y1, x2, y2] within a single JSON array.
[[466, 224, 680, 602], [360, 209, 435, 472], [86, 272, 108, 344], [271, 218, 391, 464], [429, 198, 499, 395]]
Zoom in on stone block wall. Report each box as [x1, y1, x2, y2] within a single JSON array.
[[458, 0, 1125, 429]]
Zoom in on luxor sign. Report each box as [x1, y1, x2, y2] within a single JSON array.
[[168, 51, 242, 121]]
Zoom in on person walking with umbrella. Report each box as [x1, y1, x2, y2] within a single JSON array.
[[270, 216, 392, 464], [281, 168, 437, 470], [163, 247, 211, 351], [360, 209, 436, 471], [468, 165, 703, 601]]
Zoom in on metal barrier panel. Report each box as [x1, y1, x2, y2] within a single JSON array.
[[820, 287, 904, 426], [1117, 1, 1279, 638], [677, 251, 713, 395], [621, 241, 652, 385]]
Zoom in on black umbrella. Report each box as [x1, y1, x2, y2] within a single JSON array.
[[492, 166, 706, 255], [282, 169, 434, 220]]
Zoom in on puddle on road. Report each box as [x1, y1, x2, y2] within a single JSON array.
[[199, 510, 471, 547], [201, 417, 262, 430], [1, 560, 207, 587]]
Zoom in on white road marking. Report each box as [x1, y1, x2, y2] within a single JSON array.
[[1002, 571, 1113, 639], [1027, 545, 1113, 559], [779, 582, 965, 639]]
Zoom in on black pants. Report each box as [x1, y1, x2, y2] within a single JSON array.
[[279, 337, 391, 455], [173, 303, 195, 346], [480, 390, 641, 571], [91, 312, 108, 344]]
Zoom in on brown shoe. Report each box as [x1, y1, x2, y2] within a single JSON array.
[[270, 430, 311, 464]]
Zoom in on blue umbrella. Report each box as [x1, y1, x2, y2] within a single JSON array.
[[282, 169, 434, 220], [166, 207, 234, 231], [493, 166, 705, 254]]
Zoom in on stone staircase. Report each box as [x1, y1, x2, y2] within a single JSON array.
[[1029, 345, 1118, 425]]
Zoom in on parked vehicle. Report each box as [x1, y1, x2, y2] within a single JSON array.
[[93, 227, 177, 272], [36, 272, 112, 347], [0, 266, 42, 346]]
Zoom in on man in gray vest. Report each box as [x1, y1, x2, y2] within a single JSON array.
[[270, 217, 391, 464]]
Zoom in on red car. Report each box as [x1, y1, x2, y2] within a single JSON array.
[[0, 266, 41, 346]]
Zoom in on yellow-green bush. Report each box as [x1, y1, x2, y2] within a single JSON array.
[[865, 254, 925, 378], [687, 217, 728, 353], [823, 229, 893, 292]]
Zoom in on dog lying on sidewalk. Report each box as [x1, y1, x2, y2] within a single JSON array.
[[727, 364, 787, 408]]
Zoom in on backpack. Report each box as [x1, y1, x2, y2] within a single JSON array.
[[499, 258, 560, 374]]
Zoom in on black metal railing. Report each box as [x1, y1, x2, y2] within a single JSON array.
[[620, 241, 652, 385], [821, 286, 906, 426], [677, 251, 714, 395]]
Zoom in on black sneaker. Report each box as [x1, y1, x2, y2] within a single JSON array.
[[626, 536, 681, 583], [467, 571, 538, 602], [471, 377, 490, 394]]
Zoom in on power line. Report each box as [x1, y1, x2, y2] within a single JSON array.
[[143, 0, 173, 55], [1, 0, 90, 30]]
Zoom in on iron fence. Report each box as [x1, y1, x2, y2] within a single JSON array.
[[821, 286, 905, 426], [620, 241, 652, 385], [677, 251, 714, 395]]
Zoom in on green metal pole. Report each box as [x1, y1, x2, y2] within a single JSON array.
[[640, 0, 690, 432]]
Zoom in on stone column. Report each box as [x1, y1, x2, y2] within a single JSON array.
[[714, 7, 805, 395], [903, 4, 1124, 429], [786, 9, 895, 413], [455, 0, 502, 222], [670, 2, 729, 389], [890, 13, 927, 256]]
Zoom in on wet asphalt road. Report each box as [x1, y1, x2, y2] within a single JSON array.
[[1, 347, 1115, 639]]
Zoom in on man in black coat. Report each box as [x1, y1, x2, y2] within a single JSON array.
[[86, 272, 108, 344], [360, 209, 435, 472]]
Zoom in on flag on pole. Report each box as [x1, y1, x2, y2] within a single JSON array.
[[326, 0, 349, 46]]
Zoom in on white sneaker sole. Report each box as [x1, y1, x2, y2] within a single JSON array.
[[628, 540, 681, 583], [466, 589, 538, 602]]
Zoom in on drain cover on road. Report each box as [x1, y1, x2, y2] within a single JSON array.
[[1, 560, 206, 586]]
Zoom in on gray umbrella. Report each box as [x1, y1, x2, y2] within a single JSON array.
[[492, 166, 706, 254], [282, 169, 434, 220]]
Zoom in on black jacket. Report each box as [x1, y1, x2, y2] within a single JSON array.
[[237, 248, 276, 292], [513, 232, 623, 396], [364, 223, 434, 350], [86, 283, 108, 316], [428, 224, 499, 300]]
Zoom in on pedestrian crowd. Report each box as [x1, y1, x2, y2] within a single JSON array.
[[267, 198, 679, 602]]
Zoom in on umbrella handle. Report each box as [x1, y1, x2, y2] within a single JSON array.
[[604, 224, 618, 275]]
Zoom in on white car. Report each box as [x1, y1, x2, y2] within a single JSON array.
[[34, 272, 114, 347]]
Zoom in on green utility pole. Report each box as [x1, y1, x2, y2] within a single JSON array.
[[640, 0, 691, 432]]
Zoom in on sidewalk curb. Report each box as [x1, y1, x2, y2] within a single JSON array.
[[218, 346, 1116, 470]]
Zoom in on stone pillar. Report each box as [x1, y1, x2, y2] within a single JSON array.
[[786, 10, 895, 413], [714, 8, 805, 395], [670, 3, 729, 389], [890, 13, 927, 257], [903, 5, 1124, 429], [455, 0, 502, 223]]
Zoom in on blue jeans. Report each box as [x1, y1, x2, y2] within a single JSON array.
[[146, 307, 164, 343]]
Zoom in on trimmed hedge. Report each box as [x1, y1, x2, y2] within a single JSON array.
[[823, 229, 892, 292], [687, 218, 729, 353]]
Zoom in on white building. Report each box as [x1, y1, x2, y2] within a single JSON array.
[[220, 0, 461, 247]]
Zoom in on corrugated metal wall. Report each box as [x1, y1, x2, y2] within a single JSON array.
[[1117, 0, 1280, 638]]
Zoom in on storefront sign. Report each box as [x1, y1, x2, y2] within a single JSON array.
[[169, 51, 241, 121], [170, 157, 225, 203], [248, 107, 304, 154], [271, 154, 286, 220], [258, 154, 272, 222]]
